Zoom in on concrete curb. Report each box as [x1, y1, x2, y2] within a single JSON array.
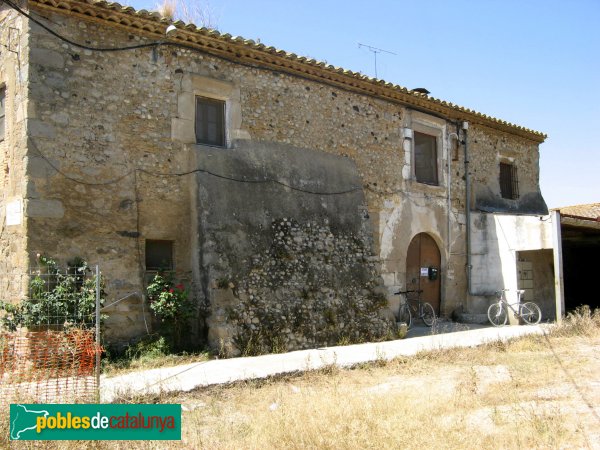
[[101, 324, 548, 402]]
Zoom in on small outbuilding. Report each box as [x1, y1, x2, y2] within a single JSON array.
[[553, 204, 600, 312]]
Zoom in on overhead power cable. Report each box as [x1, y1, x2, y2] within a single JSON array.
[[2, 0, 158, 52], [29, 137, 363, 196], [1, 0, 411, 110], [9, 0, 436, 199]]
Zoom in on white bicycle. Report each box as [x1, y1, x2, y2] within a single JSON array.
[[487, 289, 542, 326]]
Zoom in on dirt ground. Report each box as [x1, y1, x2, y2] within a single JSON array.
[[160, 331, 600, 449], [3, 321, 600, 449]]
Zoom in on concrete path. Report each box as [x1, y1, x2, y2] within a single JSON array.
[[101, 324, 548, 402]]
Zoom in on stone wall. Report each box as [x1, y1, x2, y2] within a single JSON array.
[[17, 3, 551, 348], [24, 9, 196, 340], [468, 125, 547, 214], [195, 141, 392, 355], [0, 5, 30, 302]]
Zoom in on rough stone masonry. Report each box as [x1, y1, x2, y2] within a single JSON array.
[[0, 0, 551, 354]]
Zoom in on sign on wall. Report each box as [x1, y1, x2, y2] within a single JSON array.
[[6, 199, 22, 226]]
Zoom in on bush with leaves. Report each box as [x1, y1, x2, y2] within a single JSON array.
[[0, 256, 106, 331], [146, 273, 195, 350]]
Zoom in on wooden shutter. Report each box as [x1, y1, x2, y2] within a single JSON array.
[[414, 132, 438, 185], [499, 163, 519, 199], [195, 97, 225, 146]]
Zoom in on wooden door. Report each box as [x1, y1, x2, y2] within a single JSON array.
[[406, 233, 441, 314]]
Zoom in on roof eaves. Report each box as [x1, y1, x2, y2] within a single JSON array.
[[28, 0, 547, 142]]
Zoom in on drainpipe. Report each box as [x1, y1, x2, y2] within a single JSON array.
[[446, 130, 459, 258], [462, 121, 473, 295]]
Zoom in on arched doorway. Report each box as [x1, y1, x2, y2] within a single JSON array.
[[406, 233, 441, 314]]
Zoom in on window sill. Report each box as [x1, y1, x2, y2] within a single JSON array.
[[194, 142, 228, 150], [408, 179, 447, 194]]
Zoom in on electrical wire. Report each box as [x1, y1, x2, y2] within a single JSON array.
[[5, 0, 447, 198], [9, 1, 458, 235], [30, 133, 446, 198], [29, 135, 364, 196], [0, 0, 415, 110], [137, 167, 362, 196], [28, 138, 135, 186], [2, 0, 158, 52]]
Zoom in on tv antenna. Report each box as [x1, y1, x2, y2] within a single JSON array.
[[358, 43, 396, 79]]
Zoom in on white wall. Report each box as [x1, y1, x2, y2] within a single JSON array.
[[469, 212, 553, 311]]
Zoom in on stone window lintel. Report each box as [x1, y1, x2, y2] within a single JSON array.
[[172, 73, 249, 145]]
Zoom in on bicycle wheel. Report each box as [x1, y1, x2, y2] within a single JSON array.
[[520, 302, 542, 325], [398, 303, 412, 330], [421, 302, 436, 327], [487, 303, 507, 326]]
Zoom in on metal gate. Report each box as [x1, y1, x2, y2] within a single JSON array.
[[0, 264, 103, 404]]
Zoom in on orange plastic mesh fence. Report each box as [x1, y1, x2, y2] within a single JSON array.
[[0, 329, 100, 404]]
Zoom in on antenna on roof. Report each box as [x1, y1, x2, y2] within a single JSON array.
[[358, 43, 396, 79]]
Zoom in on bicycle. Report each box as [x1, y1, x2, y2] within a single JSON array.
[[487, 289, 542, 326], [394, 289, 436, 329]]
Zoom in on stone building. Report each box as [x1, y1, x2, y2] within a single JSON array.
[[0, 0, 559, 353]]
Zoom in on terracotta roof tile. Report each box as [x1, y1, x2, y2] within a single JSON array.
[[28, 0, 547, 142], [553, 203, 600, 221]]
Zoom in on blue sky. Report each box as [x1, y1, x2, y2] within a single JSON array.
[[127, 0, 600, 209]]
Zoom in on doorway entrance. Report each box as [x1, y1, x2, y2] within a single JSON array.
[[406, 233, 441, 314]]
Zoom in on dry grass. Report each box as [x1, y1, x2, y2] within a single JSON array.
[[170, 332, 599, 449], [3, 308, 600, 449], [154, 0, 217, 28], [550, 305, 600, 337], [102, 351, 211, 377], [155, 0, 176, 19]]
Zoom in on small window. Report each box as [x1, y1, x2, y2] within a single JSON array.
[[414, 131, 438, 185], [195, 96, 225, 147], [145, 240, 174, 271], [0, 86, 6, 141], [499, 162, 519, 200]]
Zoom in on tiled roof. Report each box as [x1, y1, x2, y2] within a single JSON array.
[[28, 0, 547, 142], [553, 203, 600, 221]]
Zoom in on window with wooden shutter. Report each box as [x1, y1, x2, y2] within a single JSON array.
[[195, 96, 225, 147], [499, 162, 519, 200], [414, 131, 438, 185]]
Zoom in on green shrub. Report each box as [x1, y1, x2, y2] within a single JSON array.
[[124, 335, 171, 360], [146, 273, 195, 351], [0, 256, 106, 331]]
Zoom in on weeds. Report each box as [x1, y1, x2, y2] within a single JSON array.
[[336, 335, 351, 346], [162, 327, 597, 449], [5, 308, 599, 449], [102, 335, 210, 376], [550, 305, 600, 337], [317, 352, 339, 376], [374, 345, 387, 367]]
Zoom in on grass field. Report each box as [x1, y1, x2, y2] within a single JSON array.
[[3, 307, 600, 449]]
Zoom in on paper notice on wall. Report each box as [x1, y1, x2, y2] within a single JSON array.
[[6, 199, 22, 226], [420, 267, 429, 277]]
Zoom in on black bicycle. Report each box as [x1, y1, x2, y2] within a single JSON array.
[[394, 289, 436, 329]]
